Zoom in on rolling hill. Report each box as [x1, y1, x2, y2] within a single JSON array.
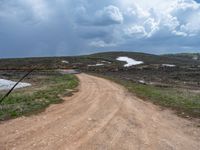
[[0, 51, 200, 70]]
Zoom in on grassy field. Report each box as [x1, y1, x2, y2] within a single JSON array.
[[0, 73, 78, 121], [99, 75, 200, 118]]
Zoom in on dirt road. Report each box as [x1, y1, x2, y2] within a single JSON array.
[[0, 74, 199, 150]]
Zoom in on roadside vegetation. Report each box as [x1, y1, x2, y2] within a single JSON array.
[[99, 75, 200, 118], [0, 73, 78, 121], [1, 51, 200, 120]]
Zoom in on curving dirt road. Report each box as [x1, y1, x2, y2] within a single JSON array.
[[0, 74, 199, 150]]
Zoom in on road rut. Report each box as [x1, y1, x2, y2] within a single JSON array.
[[0, 74, 199, 150]]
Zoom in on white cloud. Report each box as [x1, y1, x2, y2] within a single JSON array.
[[124, 5, 150, 20], [95, 5, 123, 25], [124, 25, 147, 38], [179, 12, 200, 36], [143, 18, 160, 37], [121, 0, 200, 39]]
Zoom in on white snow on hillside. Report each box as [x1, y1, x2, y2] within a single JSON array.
[[62, 60, 69, 64], [88, 63, 104, 67], [101, 60, 111, 64], [116, 57, 143, 67], [162, 64, 176, 67], [0, 79, 31, 91]]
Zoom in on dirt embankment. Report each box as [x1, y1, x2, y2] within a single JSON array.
[[0, 74, 199, 150]]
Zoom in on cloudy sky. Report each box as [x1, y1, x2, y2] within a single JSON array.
[[0, 0, 200, 58]]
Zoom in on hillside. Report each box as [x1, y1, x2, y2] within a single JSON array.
[[0, 51, 200, 70], [164, 53, 200, 62], [90, 51, 200, 66]]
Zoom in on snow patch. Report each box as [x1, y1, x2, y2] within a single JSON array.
[[0, 79, 31, 91], [139, 80, 145, 84], [88, 63, 104, 67], [162, 64, 176, 67], [101, 60, 111, 64], [62, 60, 69, 64], [116, 57, 143, 67]]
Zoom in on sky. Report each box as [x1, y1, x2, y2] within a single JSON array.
[[0, 0, 200, 58]]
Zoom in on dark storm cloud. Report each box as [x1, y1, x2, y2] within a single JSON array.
[[0, 0, 87, 57], [0, 0, 200, 58]]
